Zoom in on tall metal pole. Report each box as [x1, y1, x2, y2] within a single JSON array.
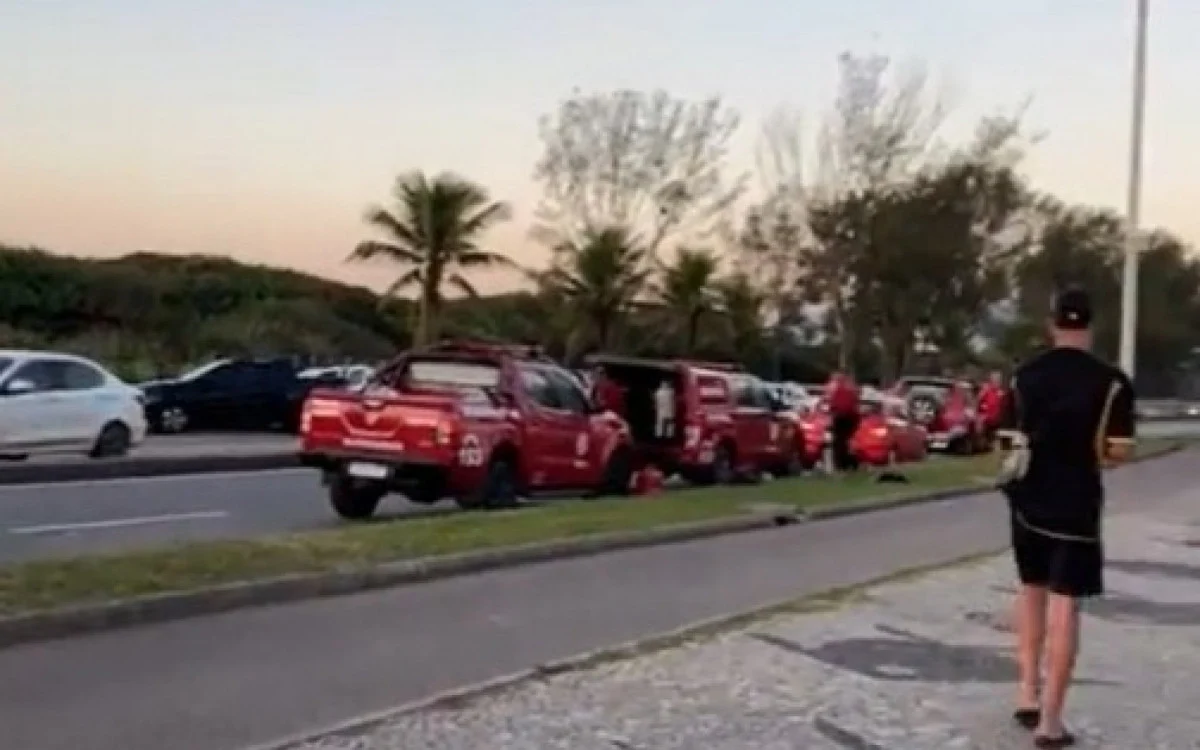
[[1119, 0, 1149, 377]]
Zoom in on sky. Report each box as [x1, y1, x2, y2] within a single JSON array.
[[2, 0, 1198, 294]]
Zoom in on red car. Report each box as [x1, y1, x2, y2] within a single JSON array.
[[299, 341, 634, 519], [889, 376, 988, 455], [849, 395, 928, 465], [798, 394, 927, 468]]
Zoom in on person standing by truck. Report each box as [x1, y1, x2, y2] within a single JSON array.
[[825, 370, 860, 471], [978, 370, 1008, 447]]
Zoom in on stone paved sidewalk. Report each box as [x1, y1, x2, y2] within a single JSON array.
[[299, 508, 1200, 750]]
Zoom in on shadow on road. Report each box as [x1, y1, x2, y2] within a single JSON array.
[[749, 624, 1119, 686]]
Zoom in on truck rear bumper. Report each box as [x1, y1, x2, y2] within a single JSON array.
[[297, 450, 449, 489]]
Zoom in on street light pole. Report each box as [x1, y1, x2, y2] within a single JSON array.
[[1119, 0, 1149, 377]]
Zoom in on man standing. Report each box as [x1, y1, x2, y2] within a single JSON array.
[[977, 370, 1007, 447], [825, 370, 860, 471], [997, 287, 1135, 748]]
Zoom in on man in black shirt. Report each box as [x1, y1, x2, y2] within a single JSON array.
[[996, 287, 1135, 748]]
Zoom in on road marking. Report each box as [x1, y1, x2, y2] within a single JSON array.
[[8, 510, 229, 535], [0, 467, 309, 492]]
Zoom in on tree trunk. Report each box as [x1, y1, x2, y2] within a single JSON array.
[[413, 299, 432, 347], [686, 310, 702, 354]]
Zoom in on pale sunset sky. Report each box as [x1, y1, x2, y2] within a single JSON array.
[[2, 0, 1197, 293]]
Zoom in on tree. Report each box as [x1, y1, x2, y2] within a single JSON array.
[[534, 226, 652, 354], [653, 247, 720, 353], [533, 90, 746, 256], [350, 171, 513, 346], [714, 271, 768, 361]]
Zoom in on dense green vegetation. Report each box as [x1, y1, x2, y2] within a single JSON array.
[[0, 248, 412, 380], [5, 51, 1200, 393]]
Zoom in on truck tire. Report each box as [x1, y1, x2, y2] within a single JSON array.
[[595, 445, 633, 497], [692, 442, 736, 486], [329, 476, 384, 520], [456, 456, 519, 510]]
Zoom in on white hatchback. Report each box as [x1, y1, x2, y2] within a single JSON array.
[[0, 349, 148, 459]]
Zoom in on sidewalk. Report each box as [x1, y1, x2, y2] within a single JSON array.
[[299, 506, 1200, 750]]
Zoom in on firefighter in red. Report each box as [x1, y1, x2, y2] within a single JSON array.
[[825, 371, 861, 471], [590, 366, 625, 415], [977, 370, 1007, 447]]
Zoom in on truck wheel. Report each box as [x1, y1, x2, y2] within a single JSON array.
[[456, 456, 519, 510], [712, 442, 736, 484], [329, 476, 384, 520], [596, 446, 633, 496], [779, 439, 805, 476]]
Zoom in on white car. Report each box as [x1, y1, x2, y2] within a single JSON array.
[[298, 364, 375, 390], [0, 350, 147, 459]]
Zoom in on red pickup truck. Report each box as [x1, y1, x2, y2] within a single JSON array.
[[298, 341, 634, 519], [584, 356, 803, 483]]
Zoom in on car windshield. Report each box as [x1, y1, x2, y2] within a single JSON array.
[[899, 378, 950, 394], [405, 360, 501, 391], [859, 398, 884, 415], [178, 360, 229, 381]]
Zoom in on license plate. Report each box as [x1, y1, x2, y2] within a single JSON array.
[[930, 441, 947, 449], [346, 462, 389, 479]]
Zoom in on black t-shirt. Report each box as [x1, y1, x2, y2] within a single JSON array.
[[998, 347, 1136, 537]]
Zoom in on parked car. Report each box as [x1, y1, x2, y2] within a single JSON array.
[[889, 376, 987, 454], [298, 364, 374, 391], [849, 394, 928, 465], [0, 349, 147, 459], [584, 355, 803, 483], [298, 341, 635, 519], [796, 393, 927, 468], [140, 357, 314, 433]]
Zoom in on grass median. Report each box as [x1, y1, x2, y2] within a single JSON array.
[[0, 438, 1182, 616]]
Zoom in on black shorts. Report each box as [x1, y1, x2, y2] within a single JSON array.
[[1011, 516, 1104, 598]]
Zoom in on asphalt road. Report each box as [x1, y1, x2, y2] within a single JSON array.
[[1, 420, 1196, 564], [2, 447, 1196, 750]]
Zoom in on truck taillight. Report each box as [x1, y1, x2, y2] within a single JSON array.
[[435, 420, 454, 446]]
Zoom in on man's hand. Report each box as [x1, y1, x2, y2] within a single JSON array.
[[1103, 437, 1135, 466]]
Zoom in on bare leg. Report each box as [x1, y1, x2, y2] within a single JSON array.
[[1037, 593, 1080, 736], [1015, 583, 1047, 709]]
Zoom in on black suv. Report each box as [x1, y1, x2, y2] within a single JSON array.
[[140, 358, 314, 433]]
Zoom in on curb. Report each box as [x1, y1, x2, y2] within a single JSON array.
[[240, 547, 1010, 750], [0, 441, 1185, 650], [802, 484, 994, 521], [0, 452, 299, 486], [0, 512, 799, 650]]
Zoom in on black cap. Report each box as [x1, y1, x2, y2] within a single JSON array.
[[1052, 286, 1093, 330]]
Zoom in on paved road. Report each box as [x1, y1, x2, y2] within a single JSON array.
[[1, 448, 1196, 750], [1, 420, 1195, 564], [0, 469, 450, 563], [7, 432, 297, 466]]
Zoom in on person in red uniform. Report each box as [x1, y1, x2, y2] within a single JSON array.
[[977, 370, 1007, 446], [590, 366, 625, 415], [825, 370, 861, 471]]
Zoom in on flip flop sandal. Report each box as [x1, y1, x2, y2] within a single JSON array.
[[1034, 731, 1076, 748], [1012, 708, 1040, 730]]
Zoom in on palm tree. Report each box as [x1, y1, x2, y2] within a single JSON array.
[[536, 226, 651, 354], [350, 171, 513, 346], [653, 247, 720, 353], [715, 271, 768, 356]]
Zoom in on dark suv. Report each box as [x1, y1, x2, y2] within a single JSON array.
[[140, 357, 312, 433]]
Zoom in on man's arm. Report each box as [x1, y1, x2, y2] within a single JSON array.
[[1101, 373, 1136, 465]]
